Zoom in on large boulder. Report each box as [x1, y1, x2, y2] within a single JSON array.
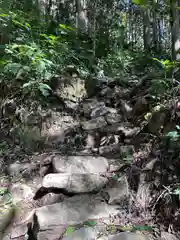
[[61, 228, 149, 240], [33, 195, 120, 239], [52, 155, 109, 174], [41, 173, 108, 193]]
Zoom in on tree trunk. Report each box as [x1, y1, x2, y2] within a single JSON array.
[[152, 0, 158, 51], [142, 7, 151, 50], [76, 0, 89, 34], [170, 0, 180, 60]]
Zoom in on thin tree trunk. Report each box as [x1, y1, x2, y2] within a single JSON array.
[[152, 0, 158, 51], [170, 0, 180, 60], [76, 0, 89, 34], [142, 7, 151, 50]]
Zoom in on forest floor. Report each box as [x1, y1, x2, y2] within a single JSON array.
[[0, 69, 179, 240]]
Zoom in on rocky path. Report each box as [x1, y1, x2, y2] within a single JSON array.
[[0, 75, 179, 239]]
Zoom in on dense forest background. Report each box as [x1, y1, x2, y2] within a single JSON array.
[[1, 0, 180, 88]]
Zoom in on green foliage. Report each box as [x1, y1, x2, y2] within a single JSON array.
[[173, 188, 180, 195], [38, 83, 52, 97], [165, 130, 180, 140], [64, 226, 75, 236], [161, 125, 180, 151], [111, 174, 119, 181], [132, 225, 153, 232], [164, 125, 180, 140], [98, 49, 133, 76], [63, 220, 96, 237], [132, 0, 148, 6], [83, 220, 97, 227], [0, 187, 12, 205], [132, 0, 154, 6], [152, 58, 175, 71], [0, 10, 86, 100]]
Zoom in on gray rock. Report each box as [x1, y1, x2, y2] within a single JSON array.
[[114, 86, 129, 99], [61, 227, 150, 240], [10, 183, 35, 204], [106, 108, 118, 114], [108, 232, 149, 240], [42, 173, 108, 193], [85, 134, 96, 149], [33, 195, 119, 236], [143, 158, 157, 171], [0, 205, 15, 239], [105, 113, 122, 124], [145, 107, 168, 135], [79, 98, 98, 117], [99, 87, 113, 97], [103, 175, 129, 205], [81, 117, 107, 130], [119, 100, 132, 117], [11, 224, 28, 239], [108, 159, 128, 172], [37, 225, 66, 240], [52, 155, 109, 174], [2, 235, 11, 240], [90, 102, 108, 118], [39, 192, 65, 206], [99, 144, 121, 156], [161, 231, 179, 240], [62, 226, 106, 240], [8, 162, 33, 178]]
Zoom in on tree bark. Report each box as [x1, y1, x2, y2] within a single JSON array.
[[152, 0, 158, 51], [170, 0, 180, 60], [142, 7, 151, 50], [76, 0, 89, 34]]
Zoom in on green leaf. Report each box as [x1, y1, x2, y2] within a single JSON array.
[[173, 188, 180, 195], [133, 225, 153, 231], [111, 175, 119, 181], [0, 13, 8, 17], [22, 81, 35, 88], [176, 125, 180, 130], [166, 131, 179, 138], [4, 63, 22, 75], [25, 23, 31, 29], [132, 0, 147, 5], [64, 226, 75, 236], [84, 220, 97, 227], [0, 187, 8, 195], [0, 60, 8, 66], [59, 24, 73, 31], [38, 83, 52, 97]]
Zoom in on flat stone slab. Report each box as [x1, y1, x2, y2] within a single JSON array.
[[52, 155, 109, 174], [34, 195, 120, 232], [42, 173, 108, 193]]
